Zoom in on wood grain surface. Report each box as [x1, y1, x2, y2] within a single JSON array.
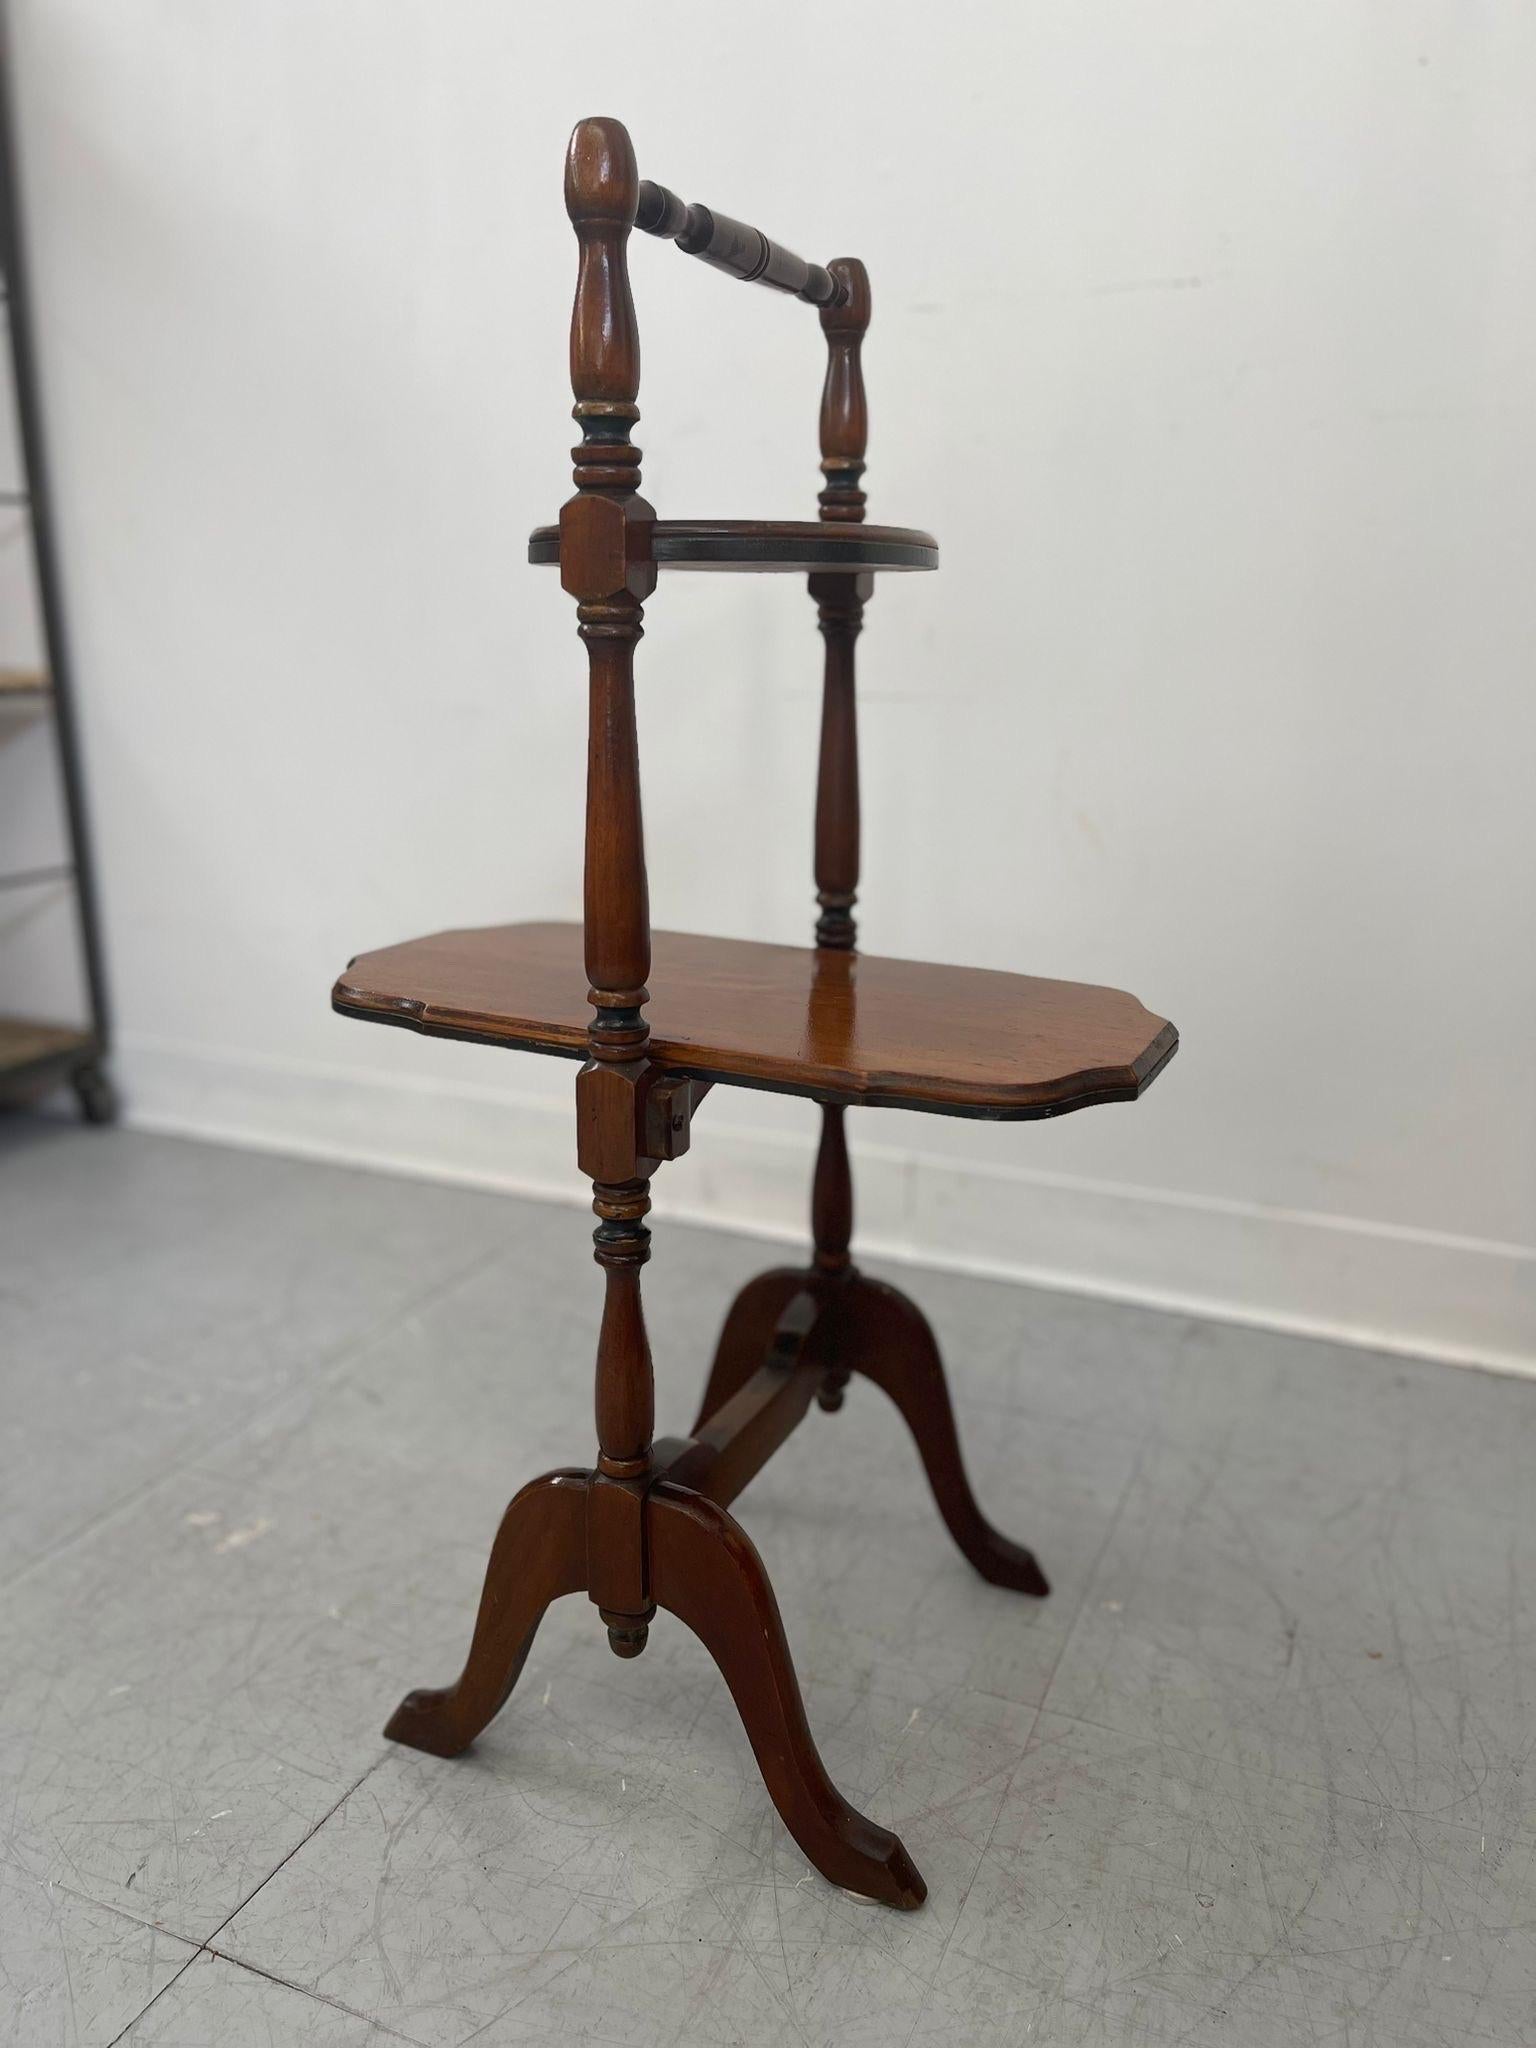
[[334, 921, 1176, 1119]]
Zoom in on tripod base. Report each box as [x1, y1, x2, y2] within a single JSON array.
[[385, 1263, 1046, 1909]]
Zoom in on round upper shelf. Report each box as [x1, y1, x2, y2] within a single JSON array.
[[526, 519, 938, 574]]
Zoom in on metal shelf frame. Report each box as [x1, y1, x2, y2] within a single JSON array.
[[0, 24, 115, 1122]]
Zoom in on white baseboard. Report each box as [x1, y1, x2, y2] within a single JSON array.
[[116, 1037, 1536, 1379]]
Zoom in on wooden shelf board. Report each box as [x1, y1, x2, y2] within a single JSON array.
[[0, 1016, 92, 1080], [334, 922, 1176, 1121], [527, 519, 938, 574], [0, 666, 49, 699]]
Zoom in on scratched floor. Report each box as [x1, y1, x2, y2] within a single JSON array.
[[1, 1118, 1533, 2046]]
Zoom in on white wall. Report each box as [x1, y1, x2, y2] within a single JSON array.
[[10, 1, 1535, 1369]]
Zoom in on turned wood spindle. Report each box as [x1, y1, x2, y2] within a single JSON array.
[[812, 1104, 854, 1409], [812, 258, 871, 953], [564, 116, 655, 1052], [817, 257, 870, 525], [810, 259, 871, 1404], [564, 116, 660, 1658], [812, 582, 864, 952]]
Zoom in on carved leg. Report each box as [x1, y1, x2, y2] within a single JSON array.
[[840, 1276, 1050, 1596], [384, 1468, 590, 1757], [693, 1267, 813, 1430], [648, 1480, 926, 1908]]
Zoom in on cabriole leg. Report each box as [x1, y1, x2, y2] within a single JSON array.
[[384, 1468, 590, 1758], [839, 1274, 1049, 1595], [648, 1480, 926, 1908]]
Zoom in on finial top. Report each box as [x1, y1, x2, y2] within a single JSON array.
[[820, 257, 870, 337], [566, 117, 639, 226]]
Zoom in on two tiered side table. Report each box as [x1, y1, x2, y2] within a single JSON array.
[[333, 117, 1177, 1908]]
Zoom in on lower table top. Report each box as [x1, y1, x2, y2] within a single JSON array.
[[334, 922, 1176, 1121]]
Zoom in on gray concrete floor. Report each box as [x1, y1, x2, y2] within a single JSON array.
[[1, 1117, 1532, 2047]]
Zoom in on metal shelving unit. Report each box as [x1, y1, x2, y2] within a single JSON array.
[[0, 31, 115, 1121]]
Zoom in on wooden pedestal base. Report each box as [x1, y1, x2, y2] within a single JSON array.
[[384, 1262, 1046, 1911]]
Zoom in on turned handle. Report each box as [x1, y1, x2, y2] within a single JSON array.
[[635, 178, 844, 308]]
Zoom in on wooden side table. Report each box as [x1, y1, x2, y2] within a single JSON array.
[[334, 118, 1177, 1910]]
